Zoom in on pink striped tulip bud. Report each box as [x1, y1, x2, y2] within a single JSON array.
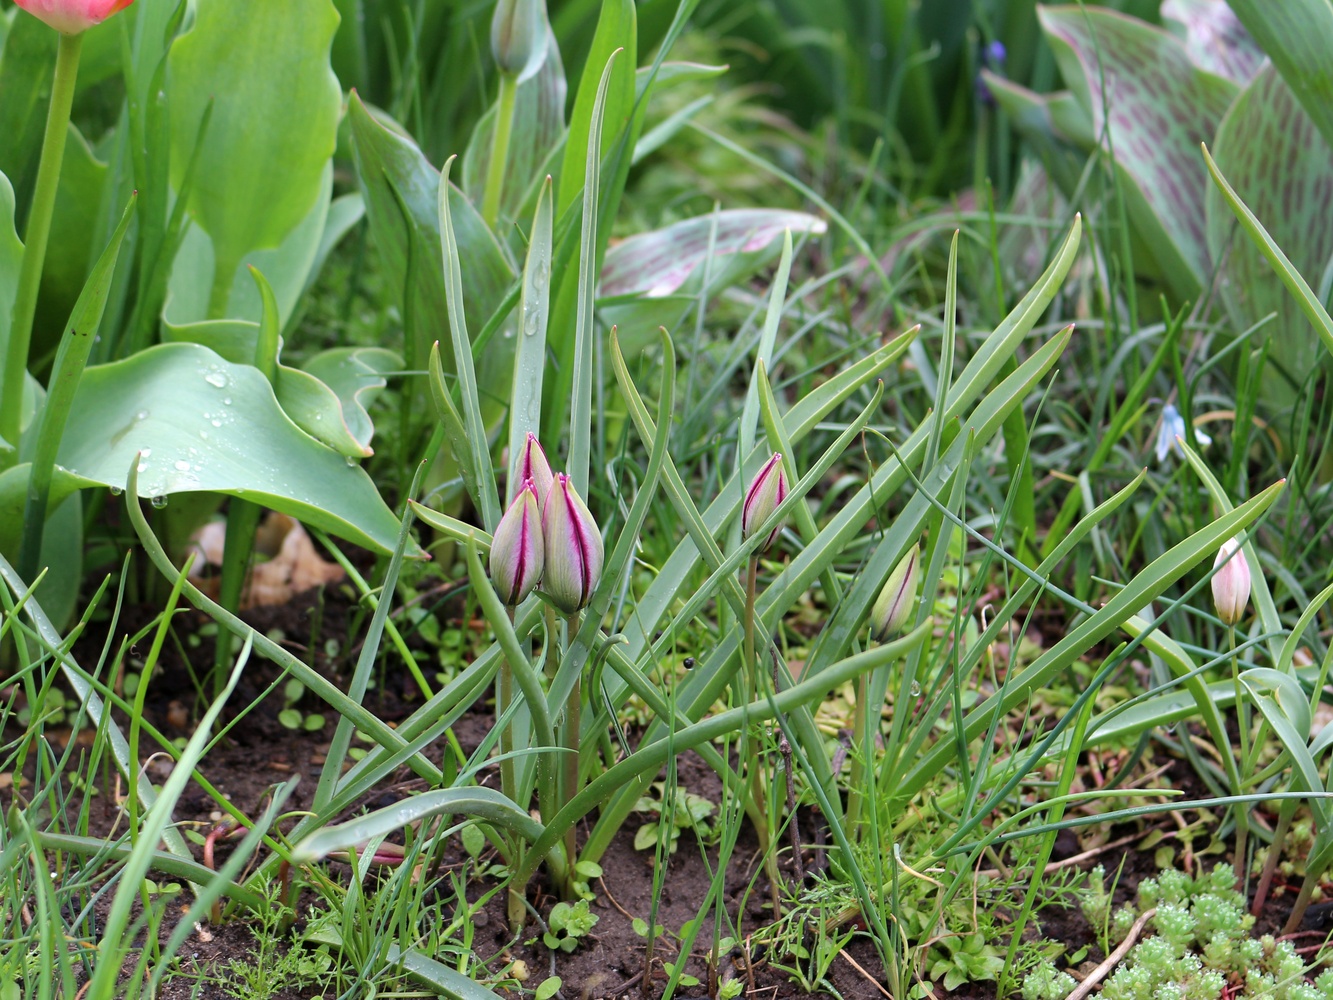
[[15, 0, 134, 34], [1212, 538, 1251, 626], [490, 479, 544, 606], [541, 473, 603, 613], [742, 453, 788, 551], [512, 432, 554, 508], [872, 544, 920, 640]]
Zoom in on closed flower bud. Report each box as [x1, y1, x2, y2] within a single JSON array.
[[541, 473, 603, 613], [15, 0, 134, 34], [490, 0, 546, 81], [490, 479, 544, 606], [1212, 537, 1251, 626], [512, 431, 554, 507], [742, 453, 788, 552], [872, 544, 920, 640]]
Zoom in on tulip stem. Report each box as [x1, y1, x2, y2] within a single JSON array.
[[847, 670, 868, 839], [500, 605, 518, 806], [742, 556, 783, 910], [482, 72, 518, 229], [562, 610, 583, 875], [1229, 625, 1251, 878], [1, 30, 83, 466]]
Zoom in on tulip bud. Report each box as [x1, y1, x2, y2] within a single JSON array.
[[541, 473, 604, 613], [872, 544, 921, 640], [490, 0, 547, 81], [742, 453, 788, 552], [490, 479, 544, 606], [1212, 537, 1251, 626], [15, 0, 134, 35], [512, 432, 554, 507]]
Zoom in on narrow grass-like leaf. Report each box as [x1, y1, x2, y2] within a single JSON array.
[[439, 155, 501, 532], [507, 175, 553, 500]]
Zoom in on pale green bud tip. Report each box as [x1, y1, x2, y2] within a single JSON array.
[[742, 453, 788, 552], [513, 431, 554, 508], [872, 544, 920, 640], [490, 479, 544, 606], [1211, 537, 1251, 626], [541, 473, 604, 614], [490, 0, 546, 79]]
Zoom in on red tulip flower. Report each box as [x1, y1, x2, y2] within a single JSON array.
[[15, 0, 135, 34]]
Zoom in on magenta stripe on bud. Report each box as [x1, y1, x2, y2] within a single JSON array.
[[490, 478, 544, 606], [513, 432, 555, 508], [742, 453, 788, 552], [541, 473, 604, 613]]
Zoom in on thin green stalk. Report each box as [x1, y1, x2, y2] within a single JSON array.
[[742, 555, 782, 909], [500, 606, 518, 805], [482, 72, 518, 228], [1, 31, 83, 462], [1230, 625, 1251, 874], [563, 609, 583, 876]]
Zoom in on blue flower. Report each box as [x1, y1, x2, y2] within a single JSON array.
[[1155, 404, 1211, 463]]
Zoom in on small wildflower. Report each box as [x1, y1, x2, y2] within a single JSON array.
[[1211, 537, 1251, 626], [742, 453, 788, 552]]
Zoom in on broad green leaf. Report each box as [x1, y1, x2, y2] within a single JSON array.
[[1225, 0, 1333, 154], [0, 473, 84, 627], [164, 164, 335, 330], [1160, 0, 1263, 84], [1203, 145, 1333, 361], [557, 0, 636, 217], [1206, 63, 1333, 379], [462, 26, 567, 225], [55, 342, 411, 554], [600, 209, 827, 298], [348, 96, 515, 399], [0, 11, 55, 214], [387, 945, 505, 1000], [1039, 5, 1237, 295], [1243, 667, 1326, 824], [167, 0, 341, 309], [300, 347, 400, 455]]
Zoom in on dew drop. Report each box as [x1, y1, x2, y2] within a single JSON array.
[[344, 455, 357, 467], [222, 397, 232, 406], [204, 371, 228, 388], [140, 448, 152, 458], [108, 486, 123, 497], [150, 495, 169, 509], [135, 409, 149, 422], [174, 459, 191, 472], [909, 680, 922, 697], [211, 419, 222, 428]]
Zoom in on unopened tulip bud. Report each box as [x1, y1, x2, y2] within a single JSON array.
[[541, 473, 603, 613], [512, 431, 554, 507], [872, 544, 920, 640], [742, 453, 788, 552], [15, 0, 134, 34], [1212, 538, 1251, 626], [490, 479, 544, 606], [490, 0, 546, 81]]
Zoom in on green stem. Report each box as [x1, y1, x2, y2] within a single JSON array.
[[847, 671, 867, 838], [1, 31, 83, 463], [1230, 625, 1250, 876], [742, 556, 783, 908], [562, 609, 583, 879], [481, 73, 518, 229], [500, 606, 518, 805]]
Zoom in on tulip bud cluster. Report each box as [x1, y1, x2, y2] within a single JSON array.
[[489, 434, 604, 613]]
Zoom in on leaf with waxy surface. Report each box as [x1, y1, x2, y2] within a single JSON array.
[[167, 0, 342, 299], [54, 343, 413, 555], [600, 209, 827, 298], [1160, 0, 1264, 85], [1039, 5, 1238, 295], [1206, 63, 1333, 381]]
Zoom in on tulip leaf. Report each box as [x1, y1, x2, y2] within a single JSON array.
[[462, 26, 567, 225], [167, 0, 342, 311], [600, 209, 827, 299], [1205, 63, 1333, 380], [1224, 0, 1333, 154], [1160, 0, 1264, 84], [1242, 668, 1323, 817], [300, 348, 400, 455], [41, 124, 107, 327], [0, 170, 22, 368], [55, 342, 411, 554], [0, 12, 55, 214], [348, 96, 515, 407], [1039, 5, 1238, 296]]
